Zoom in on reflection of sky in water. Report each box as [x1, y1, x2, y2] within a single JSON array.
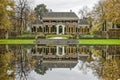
[[1, 45, 119, 80], [28, 60, 99, 80]]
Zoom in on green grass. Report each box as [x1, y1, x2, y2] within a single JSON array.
[[79, 39, 120, 45], [0, 39, 120, 45], [0, 39, 35, 44], [16, 34, 35, 38], [17, 34, 34, 37], [81, 34, 95, 38]]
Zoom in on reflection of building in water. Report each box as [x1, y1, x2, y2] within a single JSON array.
[[31, 45, 90, 69], [0, 45, 6, 54], [31, 45, 90, 59], [107, 46, 120, 59]]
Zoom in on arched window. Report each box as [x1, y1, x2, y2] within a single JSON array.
[[71, 27, 73, 33], [51, 25, 56, 32], [69, 27, 70, 33], [76, 27, 78, 32], [39, 26, 42, 32], [65, 27, 66, 33], [59, 25, 62, 34], [32, 26, 36, 32], [45, 25, 49, 32]]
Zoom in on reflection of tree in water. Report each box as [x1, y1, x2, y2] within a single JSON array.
[[0, 45, 36, 80], [34, 60, 48, 75], [87, 46, 120, 80], [90, 59, 120, 80], [102, 59, 120, 80], [14, 46, 36, 80], [0, 45, 15, 80]]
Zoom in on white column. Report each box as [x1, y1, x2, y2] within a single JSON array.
[[62, 25, 65, 34]]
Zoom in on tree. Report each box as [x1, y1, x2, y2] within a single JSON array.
[[35, 60, 48, 75], [15, 0, 28, 34], [78, 6, 89, 19], [0, 0, 14, 38], [89, 1, 107, 31], [34, 4, 48, 19], [0, 51, 15, 80], [87, 16, 93, 28], [15, 0, 35, 34], [103, 0, 120, 26], [12, 46, 36, 80]]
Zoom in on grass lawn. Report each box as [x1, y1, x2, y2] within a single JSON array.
[[0, 39, 120, 45], [79, 39, 120, 45], [0, 39, 35, 44]]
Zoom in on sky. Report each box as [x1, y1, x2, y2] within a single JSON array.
[[31, 0, 100, 16]]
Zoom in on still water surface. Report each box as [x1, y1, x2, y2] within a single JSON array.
[[0, 45, 120, 80]]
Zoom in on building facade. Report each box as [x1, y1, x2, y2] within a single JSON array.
[[31, 12, 90, 35]]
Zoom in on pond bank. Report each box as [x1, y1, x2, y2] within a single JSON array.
[[36, 39, 78, 44], [0, 39, 120, 45]]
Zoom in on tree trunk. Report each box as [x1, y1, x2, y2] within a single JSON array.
[[112, 23, 114, 28], [104, 20, 106, 31], [5, 30, 9, 39]]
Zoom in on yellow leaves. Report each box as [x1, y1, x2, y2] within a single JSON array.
[[0, 52, 14, 80], [102, 59, 120, 80], [92, 49, 102, 58], [7, 0, 15, 16], [91, 22, 102, 33], [103, 0, 120, 24], [0, 0, 14, 29], [8, 0, 14, 7]]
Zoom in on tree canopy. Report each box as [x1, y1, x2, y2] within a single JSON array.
[[15, 0, 36, 34], [34, 4, 48, 19], [103, 0, 120, 24], [0, 0, 14, 29]]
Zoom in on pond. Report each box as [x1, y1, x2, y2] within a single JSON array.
[[0, 44, 120, 80]]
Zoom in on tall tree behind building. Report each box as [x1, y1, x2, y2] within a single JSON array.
[[34, 4, 48, 19], [78, 6, 89, 19]]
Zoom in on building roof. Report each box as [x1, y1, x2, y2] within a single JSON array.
[[43, 12, 79, 20], [79, 18, 89, 25]]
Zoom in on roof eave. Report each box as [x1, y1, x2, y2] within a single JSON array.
[[43, 17, 79, 20]]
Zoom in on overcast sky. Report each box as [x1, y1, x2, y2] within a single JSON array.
[[31, 0, 100, 16]]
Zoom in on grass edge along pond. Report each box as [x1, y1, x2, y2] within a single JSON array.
[[79, 39, 120, 45], [0, 39, 34, 44], [0, 39, 120, 45]]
